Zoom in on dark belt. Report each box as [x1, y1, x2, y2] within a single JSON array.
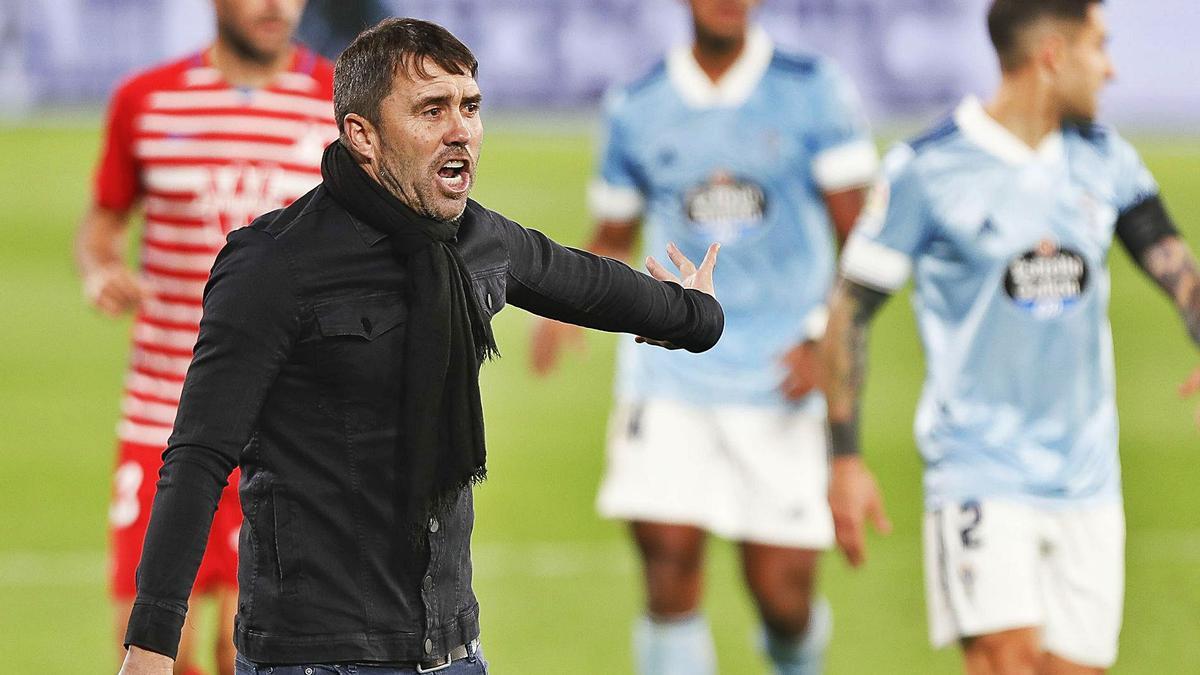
[[417, 640, 478, 673]]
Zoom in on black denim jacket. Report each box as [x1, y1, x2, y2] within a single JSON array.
[[123, 186, 723, 665]]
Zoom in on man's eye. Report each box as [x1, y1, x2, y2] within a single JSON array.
[[464, 103, 480, 114], [423, 108, 441, 118]]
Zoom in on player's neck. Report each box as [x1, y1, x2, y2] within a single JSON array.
[[691, 29, 746, 84], [986, 75, 1062, 150], [209, 40, 295, 89]]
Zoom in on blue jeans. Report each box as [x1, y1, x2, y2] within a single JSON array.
[[234, 646, 488, 675]]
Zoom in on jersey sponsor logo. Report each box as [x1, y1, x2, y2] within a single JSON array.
[[201, 162, 294, 234], [1003, 238, 1090, 318], [682, 171, 768, 243]]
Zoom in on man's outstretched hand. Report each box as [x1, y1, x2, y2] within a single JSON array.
[[635, 242, 720, 349]]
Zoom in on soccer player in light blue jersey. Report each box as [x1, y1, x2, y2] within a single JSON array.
[[824, 1, 1200, 673], [531, 1, 877, 673]]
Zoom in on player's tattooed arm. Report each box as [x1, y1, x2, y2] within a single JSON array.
[[824, 277, 892, 456], [1138, 236, 1200, 346]]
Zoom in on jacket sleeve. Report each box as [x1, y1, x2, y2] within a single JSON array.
[[495, 211, 723, 353], [123, 227, 299, 658]]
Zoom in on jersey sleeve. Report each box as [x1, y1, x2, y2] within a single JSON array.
[[1110, 133, 1159, 213], [587, 91, 645, 223], [839, 144, 932, 292], [93, 79, 142, 212], [807, 61, 879, 192]]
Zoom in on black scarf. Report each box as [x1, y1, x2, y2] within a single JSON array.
[[320, 140, 497, 533]]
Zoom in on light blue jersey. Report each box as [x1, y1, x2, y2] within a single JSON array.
[[592, 27, 877, 409], [841, 97, 1159, 509]]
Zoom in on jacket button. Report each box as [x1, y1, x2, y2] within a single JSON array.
[[424, 638, 434, 654], [423, 575, 434, 591], [429, 517, 440, 533], [360, 317, 373, 335]]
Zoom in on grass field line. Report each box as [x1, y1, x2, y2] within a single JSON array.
[[3, 530, 1198, 588]]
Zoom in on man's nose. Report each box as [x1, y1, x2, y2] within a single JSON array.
[[444, 110, 472, 146]]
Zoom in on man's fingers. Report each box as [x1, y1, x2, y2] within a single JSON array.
[[697, 242, 720, 277], [869, 496, 893, 535], [645, 256, 681, 284], [665, 242, 697, 278], [835, 518, 865, 567]]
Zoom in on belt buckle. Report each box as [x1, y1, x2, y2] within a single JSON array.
[[416, 640, 475, 673]]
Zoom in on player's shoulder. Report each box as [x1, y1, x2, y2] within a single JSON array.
[[109, 52, 201, 103], [606, 58, 670, 112], [287, 43, 336, 95], [1062, 119, 1136, 161], [766, 48, 824, 81]]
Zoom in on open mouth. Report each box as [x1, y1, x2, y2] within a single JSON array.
[[436, 159, 471, 195]]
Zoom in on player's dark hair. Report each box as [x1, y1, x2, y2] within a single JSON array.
[[333, 18, 478, 137], [987, 0, 1102, 71]]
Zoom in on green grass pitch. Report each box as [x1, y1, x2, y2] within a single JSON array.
[[0, 122, 1197, 673]]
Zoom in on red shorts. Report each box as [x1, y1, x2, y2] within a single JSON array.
[[108, 441, 242, 599]]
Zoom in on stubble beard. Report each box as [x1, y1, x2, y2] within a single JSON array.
[[217, 18, 284, 65], [377, 158, 468, 224]]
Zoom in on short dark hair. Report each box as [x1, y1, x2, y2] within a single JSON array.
[[333, 18, 478, 136], [987, 0, 1102, 71]]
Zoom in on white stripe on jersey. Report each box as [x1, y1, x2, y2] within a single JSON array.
[[273, 72, 322, 93], [134, 323, 200, 352], [132, 349, 193, 377], [142, 165, 321, 200], [182, 67, 222, 88], [144, 221, 225, 248], [144, 195, 211, 221], [125, 372, 184, 403], [137, 113, 325, 141], [147, 89, 333, 120], [142, 245, 219, 275], [135, 138, 318, 165], [117, 419, 173, 447], [142, 272, 208, 298], [142, 299, 204, 326], [122, 395, 179, 426]]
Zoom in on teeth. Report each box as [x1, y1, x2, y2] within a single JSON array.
[[443, 160, 465, 169]]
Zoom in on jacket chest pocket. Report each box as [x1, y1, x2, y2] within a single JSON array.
[[470, 268, 506, 319], [312, 292, 407, 394]]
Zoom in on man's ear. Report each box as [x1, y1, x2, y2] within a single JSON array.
[[342, 113, 377, 162], [1036, 30, 1069, 77]]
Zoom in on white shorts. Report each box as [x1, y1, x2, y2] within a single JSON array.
[[924, 499, 1125, 668], [596, 399, 834, 550]]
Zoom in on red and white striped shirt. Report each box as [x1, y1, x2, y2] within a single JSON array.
[[93, 46, 336, 448]]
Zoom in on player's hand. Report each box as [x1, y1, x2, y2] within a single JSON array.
[[84, 264, 150, 317], [780, 340, 820, 400], [635, 242, 720, 349], [117, 646, 174, 674], [530, 318, 587, 376], [829, 455, 892, 568], [1178, 363, 1200, 427]]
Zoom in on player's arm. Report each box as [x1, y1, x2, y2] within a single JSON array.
[[75, 204, 150, 317], [81, 79, 148, 318], [823, 277, 894, 567], [1116, 195, 1200, 408], [781, 61, 878, 400], [777, 185, 872, 401]]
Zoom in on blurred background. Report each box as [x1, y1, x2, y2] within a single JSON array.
[[1, 1, 1197, 673]]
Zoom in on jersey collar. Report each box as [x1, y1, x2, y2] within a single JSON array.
[[667, 25, 773, 109], [954, 96, 1065, 165]]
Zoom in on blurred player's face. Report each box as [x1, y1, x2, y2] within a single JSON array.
[[213, 0, 306, 63], [688, 0, 758, 42], [1053, 5, 1115, 121], [372, 62, 483, 222]]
